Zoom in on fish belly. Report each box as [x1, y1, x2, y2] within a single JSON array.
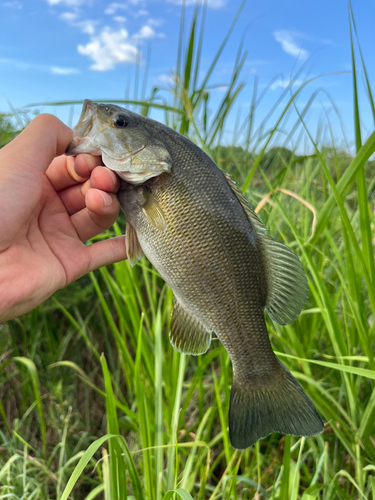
[[119, 164, 323, 450], [121, 174, 275, 377]]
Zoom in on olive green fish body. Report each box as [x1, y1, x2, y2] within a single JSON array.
[[119, 128, 274, 378], [66, 101, 324, 449]]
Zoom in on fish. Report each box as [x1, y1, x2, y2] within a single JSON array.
[[66, 99, 324, 449]]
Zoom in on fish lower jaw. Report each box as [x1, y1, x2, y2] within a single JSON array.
[[65, 132, 103, 156], [117, 170, 164, 184]]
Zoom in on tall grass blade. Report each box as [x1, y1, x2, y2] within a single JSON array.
[[311, 130, 375, 243], [101, 355, 127, 500], [13, 357, 46, 457], [167, 354, 186, 491], [162, 489, 194, 500], [349, 2, 375, 285]]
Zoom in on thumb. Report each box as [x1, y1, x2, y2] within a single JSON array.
[[1, 113, 72, 177], [0, 114, 72, 248]]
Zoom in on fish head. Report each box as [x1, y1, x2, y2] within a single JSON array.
[[65, 99, 172, 184]]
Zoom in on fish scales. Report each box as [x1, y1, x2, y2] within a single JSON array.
[[66, 100, 324, 449], [120, 128, 273, 375]]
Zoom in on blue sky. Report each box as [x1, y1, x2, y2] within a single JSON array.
[[1, 0, 375, 151]]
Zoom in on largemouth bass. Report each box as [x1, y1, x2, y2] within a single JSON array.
[[66, 99, 324, 449]]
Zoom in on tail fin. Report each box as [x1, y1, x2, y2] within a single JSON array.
[[229, 364, 323, 449]]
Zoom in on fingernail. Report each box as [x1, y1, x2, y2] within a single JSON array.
[[97, 190, 113, 207]]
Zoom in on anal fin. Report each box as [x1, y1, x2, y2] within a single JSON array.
[[169, 297, 211, 355], [125, 221, 144, 267]]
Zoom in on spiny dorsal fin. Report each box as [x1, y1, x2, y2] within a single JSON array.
[[223, 172, 267, 236], [169, 297, 211, 355], [223, 172, 309, 325], [125, 221, 144, 267]]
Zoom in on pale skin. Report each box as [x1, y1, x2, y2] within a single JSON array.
[[0, 114, 127, 322]]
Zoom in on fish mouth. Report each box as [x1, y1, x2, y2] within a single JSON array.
[[65, 100, 102, 156], [78, 99, 97, 125], [102, 145, 170, 183], [102, 145, 146, 165], [65, 99, 172, 185], [116, 170, 165, 184]]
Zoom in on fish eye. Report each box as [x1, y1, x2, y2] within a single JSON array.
[[114, 115, 129, 128]]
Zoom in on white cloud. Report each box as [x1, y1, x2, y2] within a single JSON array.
[[167, 0, 225, 8], [3, 1, 23, 9], [135, 9, 148, 16], [137, 25, 155, 39], [148, 18, 164, 27], [158, 74, 169, 82], [0, 57, 33, 70], [134, 25, 165, 40], [113, 15, 127, 22], [158, 73, 174, 85], [273, 31, 309, 60], [60, 11, 79, 22], [105, 2, 127, 15], [77, 28, 138, 71], [50, 66, 80, 75], [0, 57, 79, 75], [46, 0, 87, 5], [105, 0, 144, 14], [60, 11, 97, 34], [77, 19, 97, 34]]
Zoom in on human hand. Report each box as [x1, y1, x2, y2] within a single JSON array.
[[0, 114, 127, 322]]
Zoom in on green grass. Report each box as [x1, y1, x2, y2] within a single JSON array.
[[1, 2, 375, 499]]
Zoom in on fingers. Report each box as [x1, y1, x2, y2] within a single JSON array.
[[59, 166, 119, 215], [46, 153, 103, 192], [70, 190, 120, 242], [85, 236, 127, 274]]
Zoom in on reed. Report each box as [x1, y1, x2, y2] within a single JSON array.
[[1, 2, 374, 498]]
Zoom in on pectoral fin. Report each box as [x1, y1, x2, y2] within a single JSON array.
[[169, 297, 211, 355], [141, 190, 167, 231], [125, 221, 144, 267]]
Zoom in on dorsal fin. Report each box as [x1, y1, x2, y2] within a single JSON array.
[[223, 172, 309, 325], [223, 173, 267, 235]]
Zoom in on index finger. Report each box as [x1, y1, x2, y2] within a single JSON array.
[[46, 153, 103, 192]]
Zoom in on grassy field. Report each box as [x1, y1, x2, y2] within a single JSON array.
[[1, 3, 375, 499]]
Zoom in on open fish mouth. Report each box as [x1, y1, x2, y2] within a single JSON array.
[[101, 145, 146, 165], [65, 99, 173, 185], [116, 170, 164, 184], [101, 145, 170, 183]]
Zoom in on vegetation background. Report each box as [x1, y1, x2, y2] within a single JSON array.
[[0, 2, 375, 499]]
